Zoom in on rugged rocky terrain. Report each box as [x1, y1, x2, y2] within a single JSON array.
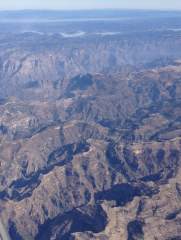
[[0, 10, 181, 240]]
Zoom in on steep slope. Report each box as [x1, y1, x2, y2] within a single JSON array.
[[0, 31, 181, 101], [0, 59, 180, 239]]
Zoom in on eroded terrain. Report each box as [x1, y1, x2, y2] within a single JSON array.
[[0, 10, 180, 240]]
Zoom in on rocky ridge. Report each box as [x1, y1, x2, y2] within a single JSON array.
[[0, 56, 180, 239]]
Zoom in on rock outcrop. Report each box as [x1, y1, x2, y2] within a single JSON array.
[[0, 20, 180, 239]]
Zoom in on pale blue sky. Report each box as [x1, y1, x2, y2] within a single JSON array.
[[0, 0, 181, 10]]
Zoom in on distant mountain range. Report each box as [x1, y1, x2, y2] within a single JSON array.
[[0, 9, 181, 21], [0, 10, 181, 240]]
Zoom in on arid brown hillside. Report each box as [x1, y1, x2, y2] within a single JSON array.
[[0, 53, 180, 240], [0, 10, 181, 239], [0, 31, 180, 102]]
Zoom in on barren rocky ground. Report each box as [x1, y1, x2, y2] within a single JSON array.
[[0, 10, 180, 240]]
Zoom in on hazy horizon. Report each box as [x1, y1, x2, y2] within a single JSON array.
[[0, 8, 181, 12], [0, 0, 181, 11]]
